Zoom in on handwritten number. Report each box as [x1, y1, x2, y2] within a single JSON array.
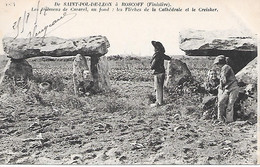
[[6, 2, 15, 6]]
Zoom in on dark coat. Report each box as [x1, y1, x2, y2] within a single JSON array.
[[151, 52, 171, 75]]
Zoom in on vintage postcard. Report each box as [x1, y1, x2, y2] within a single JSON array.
[[0, 0, 259, 165]]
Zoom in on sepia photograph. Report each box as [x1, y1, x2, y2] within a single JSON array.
[[0, 0, 258, 164]]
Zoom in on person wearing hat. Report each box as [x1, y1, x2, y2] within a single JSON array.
[[150, 41, 171, 107], [213, 55, 239, 123]]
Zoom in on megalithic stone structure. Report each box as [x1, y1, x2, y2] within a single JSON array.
[[179, 29, 257, 73], [2, 36, 110, 59], [2, 36, 111, 92]]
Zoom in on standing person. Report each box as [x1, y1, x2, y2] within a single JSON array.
[[213, 55, 239, 123], [150, 41, 171, 107]]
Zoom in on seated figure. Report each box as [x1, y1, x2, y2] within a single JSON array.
[[204, 69, 220, 96], [73, 54, 95, 96]]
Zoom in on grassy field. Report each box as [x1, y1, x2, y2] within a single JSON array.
[[0, 55, 257, 164]]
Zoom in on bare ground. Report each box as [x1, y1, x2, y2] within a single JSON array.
[[0, 57, 257, 164]]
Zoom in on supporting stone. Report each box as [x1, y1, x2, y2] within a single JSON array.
[[164, 59, 191, 88], [235, 57, 257, 84], [0, 59, 11, 86], [97, 56, 111, 91], [90, 56, 111, 92], [90, 56, 100, 92], [73, 54, 91, 95], [5, 59, 33, 85]]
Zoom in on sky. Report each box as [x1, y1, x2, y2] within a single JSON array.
[[0, 0, 259, 57]]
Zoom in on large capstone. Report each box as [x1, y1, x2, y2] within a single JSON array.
[[164, 59, 191, 88], [179, 29, 257, 73], [2, 36, 110, 59]]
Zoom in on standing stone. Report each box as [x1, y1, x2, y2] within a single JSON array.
[[235, 58, 257, 123], [5, 59, 33, 85], [73, 54, 110, 94], [0, 58, 11, 86], [73, 54, 91, 95], [90, 56, 99, 92], [235, 57, 257, 84], [91, 56, 110, 92], [97, 56, 111, 91], [164, 59, 191, 88]]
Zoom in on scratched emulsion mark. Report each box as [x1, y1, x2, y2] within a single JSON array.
[[11, 0, 77, 41]]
